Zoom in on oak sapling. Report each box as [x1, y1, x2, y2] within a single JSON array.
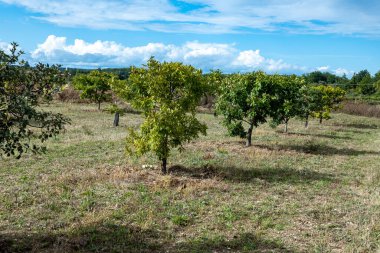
[[270, 75, 305, 133], [119, 58, 208, 174], [304, 85, 346, 125], [73, 70, 116, 110], [216, 72, 277, 147]]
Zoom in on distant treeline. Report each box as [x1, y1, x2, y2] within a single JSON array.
[[63, 67, 380, 99], [302, 70, 380, 97], [63, 67, 132, 80]]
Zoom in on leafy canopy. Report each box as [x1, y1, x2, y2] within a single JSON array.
[[306, 85, 346, 121], [270, 75, 305, 127], [0, 43, 70, 158], [120, 58, 207, 173], [73, 70, 116, 109], [216, 71, 278, 145]]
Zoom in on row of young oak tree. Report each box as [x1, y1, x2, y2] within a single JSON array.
[[1, 44, 345, 173], [73, 58, 345, 173]]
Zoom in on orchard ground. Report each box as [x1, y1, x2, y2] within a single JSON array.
[[0, 103, 379, 252]]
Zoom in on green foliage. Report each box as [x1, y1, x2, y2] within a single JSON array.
[[359, 83, 377, 95], [303, 71, 349, 85], [351, 70, 371, 86], [66, 67, 131, 80], [73, 70, 116, 109], [0, 42, 70, 158], [374, 70, 380, 83], [270, 75, 305, 130], [374, 80, 380, 92], [103, 104, 125, 116], [120, 58, 207, 173], [204, 69, 225, 96], [306, 85, 346, 122], [297, 84, 346, 126], [216, 72, 277, 146]]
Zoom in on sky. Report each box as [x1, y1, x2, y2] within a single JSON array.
[[0, 0, 379, 76]]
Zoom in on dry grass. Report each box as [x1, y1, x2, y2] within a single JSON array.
[[339, 100, 380, 118], [0, 102, 379, 252]]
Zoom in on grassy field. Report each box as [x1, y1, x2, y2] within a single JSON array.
[[1, 102, 380, 253]]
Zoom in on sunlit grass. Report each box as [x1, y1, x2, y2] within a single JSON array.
[[1, 102, 379, 252]]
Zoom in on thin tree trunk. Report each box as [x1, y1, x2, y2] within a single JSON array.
[[305, 114, 309, 128], [319, 117, 323, 124], [113, 112, 120, 127], [161, 158, 167, 174], [284, 118, 289, 133], [98, 101, 101, 110], [246, 125, 253, 147]]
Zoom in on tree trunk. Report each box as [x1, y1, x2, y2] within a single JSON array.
[[284, 118, 289, 133], [161, 158, 167, 174], [246, 125, 253, 147], [305, 114, 309, 128], [98, 101, 101, 110], [319, 117, 323, 124], [113, 112, 120, 127]]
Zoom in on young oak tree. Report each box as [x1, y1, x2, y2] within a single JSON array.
[[202, 69, 225, 113], [119, 58, 207, 174], [1, 43, 70, 158], [73, 70, 116, 110], [298, 84, 317, 128], [312, 85, 346, 124], [216, 71, 277, 147], [270, 75, 305, 133], [299, 84, 346, 126]]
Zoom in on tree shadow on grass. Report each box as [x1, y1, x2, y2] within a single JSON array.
[[169, 164, 334, 185], [278, 131, 353, 140], [334, 128, 370, 134], [0, 223, 162, 253], [328, 122, 379, 129], [255, 143, 380, 156], [0, 223, 295, 253], [176, 232, 295, 253]]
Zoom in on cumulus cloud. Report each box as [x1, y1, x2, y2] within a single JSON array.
[[0, 41, 12, 52], [233, 50, 265, 69], [1, 0, 380, 35], [334, 67, 354, 76], [317, 66, 330, 71], [30, 35, 305, 72], [314, 66, 355, 76]]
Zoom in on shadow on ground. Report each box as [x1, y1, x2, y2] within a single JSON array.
[[328, 122, 379, 129], [169, 164, 333, 185], [281, 131, 352, 140], [254, 143, 380, 157], [0, 223, 294, 253]]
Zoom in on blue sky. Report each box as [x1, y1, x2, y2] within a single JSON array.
[[0, 0, 379, 75]]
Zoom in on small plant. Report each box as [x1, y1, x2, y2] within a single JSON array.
[[116, 58, 208, 174], [171, 214, 190, 226], [73, 70, 118, 110], [80, 189, 96, 212]]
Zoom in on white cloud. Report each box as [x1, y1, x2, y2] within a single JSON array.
[[1, 0, 380, 35], [233, 50, 265, 69], [32, 35, 66, 57], [317, 66, 330, 71], [334, 67, 354, 76], [0, 41, 13, 52], [0, 42, 8, 51], [30, 35, 305, 72]]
